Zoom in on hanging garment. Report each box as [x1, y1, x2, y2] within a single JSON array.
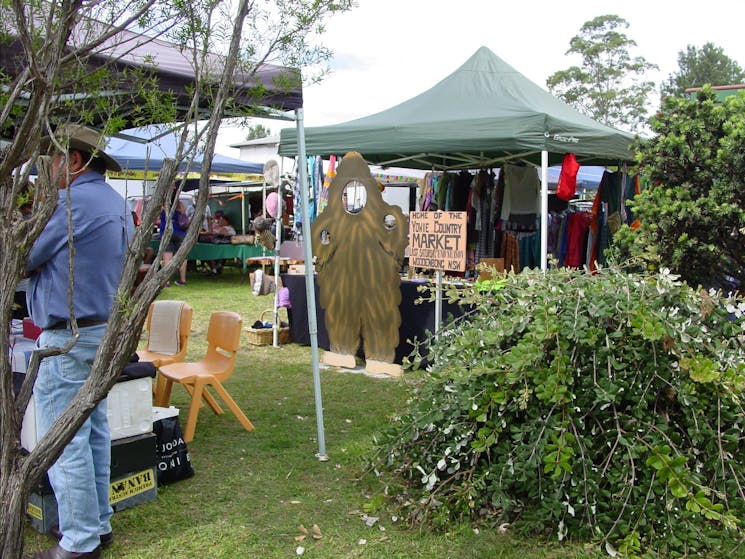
[[556, 153, 580, 201], [501, 163, 540, 220], [624, 174, 642, 229], [293, 167, 302, 237], [475, 170, 494, 259], [452, 170, 472, 211], [501, 232, 520, 273], [421, 172, 435, 210], [318, 154, 336, 214], [518, 232, 540, 270], [564, 211, 592, 268], [436, 173, 450, 210]]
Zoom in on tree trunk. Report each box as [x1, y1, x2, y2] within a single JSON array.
[[0, 456, 31, 559]]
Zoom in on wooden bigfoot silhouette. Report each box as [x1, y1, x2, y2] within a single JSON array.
[[311, 152, 408, 376]]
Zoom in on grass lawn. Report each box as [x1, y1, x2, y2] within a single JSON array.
[[22, 264, 593, 558]]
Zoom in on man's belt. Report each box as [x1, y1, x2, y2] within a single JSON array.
[[46, 318, 107, 330]]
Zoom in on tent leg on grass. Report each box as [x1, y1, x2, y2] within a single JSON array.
[[295, 107, 328, 461]]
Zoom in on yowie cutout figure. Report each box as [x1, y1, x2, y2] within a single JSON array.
[[311, 152, 408, 376]]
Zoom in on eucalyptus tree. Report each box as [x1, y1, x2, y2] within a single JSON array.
[[661, 42, 745, 98], [546, 14, 657, 134]]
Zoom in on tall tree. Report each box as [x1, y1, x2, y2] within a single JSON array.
[[0, 1, 352, 557], [612, 86, 745, 290], [246, 123, 272, 140], [547, 14, 657, 133], [661, 42, 745, 98]]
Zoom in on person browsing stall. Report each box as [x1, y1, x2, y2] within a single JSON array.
[[26, 125, 134, 559], [159, 188, 189, 286], [211, 210, 236, 236], [204, 211, 236, 276]]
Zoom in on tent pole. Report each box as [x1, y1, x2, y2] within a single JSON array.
[[272, 187, 282, 347], [272, 158, 288, 347], [434, 269, 443, 335], [540, 150, 548, 271], [296, 108, 328, 461], [241, 188, 246, 234]]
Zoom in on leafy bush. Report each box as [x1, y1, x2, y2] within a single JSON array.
[[370, 266, 745, 557], [613, 86, 745, 291]]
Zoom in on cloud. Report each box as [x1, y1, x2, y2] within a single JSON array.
[[329, 52, 374, 72]]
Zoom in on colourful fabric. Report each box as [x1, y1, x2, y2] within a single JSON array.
[[556, 153, 580, 201], [564, 212, 592, 268]]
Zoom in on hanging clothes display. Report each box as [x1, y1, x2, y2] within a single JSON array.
[[318, 154, 336, 215], [587, 169, 640, 270], [473, 169, 495, 260], [500, 163, 540, 223], [293, 157, 322, 238], [563, 211, 593, 268], [556, 153, 580, 201]]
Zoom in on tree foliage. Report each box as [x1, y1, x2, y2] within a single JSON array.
[[661, 43, 745, 99], [0, 1, 352, 557], [612, 87, 745, 291], [370, 266, 745, 558], [546, 14, 657, 134], [246, 123, 272, 140]]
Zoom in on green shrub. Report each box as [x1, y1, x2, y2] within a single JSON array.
[[370, 266, 745, 557]]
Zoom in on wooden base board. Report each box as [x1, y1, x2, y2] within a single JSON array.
[[365, 359, 403, 378], [321, 351, 357, 369]]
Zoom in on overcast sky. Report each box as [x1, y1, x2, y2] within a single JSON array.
[[217, 0, 745, 155]]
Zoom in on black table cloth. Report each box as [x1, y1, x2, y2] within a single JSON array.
[[281, 274, 466, 364]]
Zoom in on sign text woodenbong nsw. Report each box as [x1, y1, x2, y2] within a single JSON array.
[[408, 211, 467, 272]]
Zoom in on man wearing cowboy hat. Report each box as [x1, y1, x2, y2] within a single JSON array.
[[26, 124, 133, 559]]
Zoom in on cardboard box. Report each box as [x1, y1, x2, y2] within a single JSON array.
[[28, 466, 158, 532], [26, 492, 58, 534], [28, 433, 158, 532], [109, 467, 157, 512]]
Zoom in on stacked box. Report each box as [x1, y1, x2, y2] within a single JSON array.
[[106, 377, 153, 441], [27, 432, 157, 533], [19, 376, 153, 450]]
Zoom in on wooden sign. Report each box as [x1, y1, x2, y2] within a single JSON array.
[[408, 211, 467, 271]]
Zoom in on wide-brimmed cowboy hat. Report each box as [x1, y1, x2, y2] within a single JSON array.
[[41, 124, 122, 172]]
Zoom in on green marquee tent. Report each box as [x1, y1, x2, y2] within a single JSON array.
[[279, 46, 636, 270], [278, 46, 634, 169]]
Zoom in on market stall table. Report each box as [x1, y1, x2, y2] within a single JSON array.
[[246, 256, 304, 272], [280, 273, 466, 364], [149, 239, 272, 271]]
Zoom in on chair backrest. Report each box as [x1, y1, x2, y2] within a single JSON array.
[[204, 311, 242, 379], [145, 301, 193, 356]]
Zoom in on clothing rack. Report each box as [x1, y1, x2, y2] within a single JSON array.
[[568, 199, 593, 211]]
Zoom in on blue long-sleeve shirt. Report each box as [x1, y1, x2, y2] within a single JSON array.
[[26, 172, 134, 329]]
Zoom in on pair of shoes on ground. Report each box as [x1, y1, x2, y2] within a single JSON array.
[[29, 527, 114, 558], [26, 543, 101, 558], [49, 527, 113, 549], [165, 280, 186, 287]]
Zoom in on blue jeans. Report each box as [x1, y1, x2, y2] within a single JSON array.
[[35, 324, 112, 553]]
